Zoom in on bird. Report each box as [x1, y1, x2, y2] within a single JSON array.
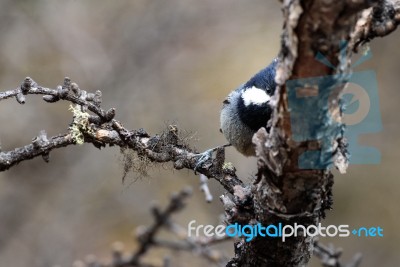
[[194, 58, 277, 171], [220, 58, 278, 156]]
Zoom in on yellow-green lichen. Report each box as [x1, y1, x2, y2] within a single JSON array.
[[68, 105, 93, 145], [222, 162, 234, 171]]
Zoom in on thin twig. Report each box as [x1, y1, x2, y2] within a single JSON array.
[[199, 174, 213, 202], [314, 240, 363, 267], [127, 188, 192, 266]]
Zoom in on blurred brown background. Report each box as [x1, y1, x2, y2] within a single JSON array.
[[0, 1, 399, 267]]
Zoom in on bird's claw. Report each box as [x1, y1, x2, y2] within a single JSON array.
[[193, 144, 231, 174], [194, 149, 214, 173]]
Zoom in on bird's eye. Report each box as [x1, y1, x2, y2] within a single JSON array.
[[219, 128, 223, 133], [223, 99, 230, 104]]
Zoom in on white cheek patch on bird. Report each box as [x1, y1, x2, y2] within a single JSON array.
[[241, 86, 270, 106]]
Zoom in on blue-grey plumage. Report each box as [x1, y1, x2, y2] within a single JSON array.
[[220, 58, 278, 156]]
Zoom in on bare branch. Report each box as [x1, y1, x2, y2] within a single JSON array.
[[126, 188, 192, 266], [0, 79, 243, 194], [353, 0, 400, 49], [69, 188, 231, 267]]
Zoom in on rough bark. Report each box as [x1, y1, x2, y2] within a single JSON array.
[[226, 1, 400, 266]]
